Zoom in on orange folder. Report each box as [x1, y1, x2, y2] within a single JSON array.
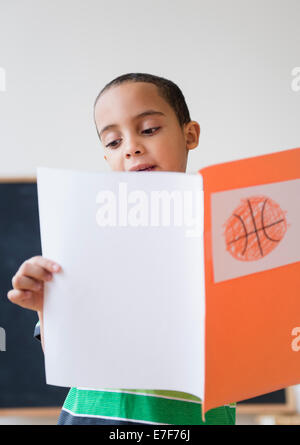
[[199, 147, 300, 417]]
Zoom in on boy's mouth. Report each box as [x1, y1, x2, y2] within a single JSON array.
[[129, 164, 157, 172]]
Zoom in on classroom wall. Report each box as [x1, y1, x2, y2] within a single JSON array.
[[0, 0, 299, 424], [0, 0, 299, 177]]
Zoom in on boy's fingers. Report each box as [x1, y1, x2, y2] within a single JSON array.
[[12, 267, 50, 290], [7, 289, 30, 300], [18, 262, 52, 283], [27, 256, 61, 273], [11, 275, 43, 292], [7, 289, 32, 304], [17, 259, 60, 285], [7, 289, 42, 311]]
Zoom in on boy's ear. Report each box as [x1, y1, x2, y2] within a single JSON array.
[[104, 155, 107, 161], [184, 121, 200, 151]]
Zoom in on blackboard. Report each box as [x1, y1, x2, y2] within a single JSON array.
[[0, 180, 69, 412], [237, 387, 295, 414]]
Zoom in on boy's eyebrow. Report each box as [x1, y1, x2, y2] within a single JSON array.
[[99, 109, 166, 139]]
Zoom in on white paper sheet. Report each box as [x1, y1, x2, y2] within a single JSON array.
[[37, 167, 205, 400]]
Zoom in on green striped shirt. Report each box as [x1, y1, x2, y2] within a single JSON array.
[[59, 388, 236, 425], [34, 322, 236, 425]]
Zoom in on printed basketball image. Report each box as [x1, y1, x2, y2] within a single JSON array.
[[223, 195, 288, 261]]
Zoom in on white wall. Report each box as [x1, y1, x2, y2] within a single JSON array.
[[0, 0, 299, 177], [0, 0, 299, 424]]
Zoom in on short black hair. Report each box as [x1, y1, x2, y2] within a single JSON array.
[[94, 72, 191, 140]]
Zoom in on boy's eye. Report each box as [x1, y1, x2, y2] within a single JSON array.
[[106, 139, 120, 148], [142, 126, 160, 135], [105, 127, 160, 149]]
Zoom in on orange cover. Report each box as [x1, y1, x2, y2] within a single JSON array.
[[199, 147, 300, 416]]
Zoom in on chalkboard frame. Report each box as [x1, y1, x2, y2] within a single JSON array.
[[0, 177, 35, 183], [0, 407, 61, 417]]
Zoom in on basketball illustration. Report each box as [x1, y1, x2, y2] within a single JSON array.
[[223, 195, 288, 261]]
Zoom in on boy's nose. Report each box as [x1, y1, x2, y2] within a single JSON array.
[[125, 144, 145, 159]]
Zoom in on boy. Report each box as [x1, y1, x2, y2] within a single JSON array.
[[7, 72, 236, 425]]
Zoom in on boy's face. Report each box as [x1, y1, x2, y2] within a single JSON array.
[[94, 82, 200, 172]]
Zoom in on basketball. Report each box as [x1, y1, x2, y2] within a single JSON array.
[[223, 195, 288, 261]]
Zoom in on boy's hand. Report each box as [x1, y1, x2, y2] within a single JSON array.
[[7, 256, 61, 312]]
